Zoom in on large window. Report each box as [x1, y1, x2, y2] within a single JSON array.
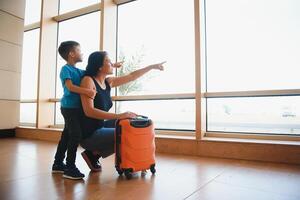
[[117, 0, 195, 96], [55, 11, 100, 124], [205, 0, 300, 92], [55, 11, 100, 99], [207, 97, 300, 135], [24, 0, 42, 25], [117, 100, 195, 130], [20, 0, 41, 126], [117, 0, 195, 130], [20, 0, 300, 139], [204, 0, 300, 135], [20, 29, 40, 100], [20, 29, 40, 125], [20, 103, 37, 124]]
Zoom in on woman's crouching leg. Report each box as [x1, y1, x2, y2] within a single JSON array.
[[80, 127, 115, 158]]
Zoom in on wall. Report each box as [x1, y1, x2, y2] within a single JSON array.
[[0, 0, 25, 131]]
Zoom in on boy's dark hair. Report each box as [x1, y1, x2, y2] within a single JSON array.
[[58, 41, 80, 61], [86, 51, 108, 76]]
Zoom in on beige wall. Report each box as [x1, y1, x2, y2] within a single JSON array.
[[0, 0, 25, 129]]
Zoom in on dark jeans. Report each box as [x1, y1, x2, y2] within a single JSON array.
[[54, 107, 82, 167], [80, 120, 116, 158]]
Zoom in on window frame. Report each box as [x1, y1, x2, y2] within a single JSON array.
[[20, 24, 41, 126], [20, 0, 300, 142], [52, 2, 102, 125], [200, 0, 300, 140], [114, 0, 197, 132]]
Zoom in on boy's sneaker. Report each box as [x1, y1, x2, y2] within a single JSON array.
[[63, 167, 85, 180], [81, 150, 102, 172], [52, 162, 67, 173]]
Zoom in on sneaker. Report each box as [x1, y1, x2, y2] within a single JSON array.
[[81, 150, 102, 172], [52, 162, 67, 173], [63, 167, 85, 180]]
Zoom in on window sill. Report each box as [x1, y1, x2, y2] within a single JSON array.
[[16, 126, 300, 145], [17, 126, 62, 132], [203, 135, 300, 146], [17, 126, 196, 140], [155, 134, 195, 140]]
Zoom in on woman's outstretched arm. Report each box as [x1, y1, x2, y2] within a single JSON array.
[[107, 61, 166, 88], [80, 76, 136, 120]]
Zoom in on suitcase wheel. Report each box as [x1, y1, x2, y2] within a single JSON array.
[[124, 168, 133, 180], [115, 166, 124, 176], [150, 164, 156, 174]]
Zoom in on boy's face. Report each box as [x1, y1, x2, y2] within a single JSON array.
[[69, 45, 83, 63]]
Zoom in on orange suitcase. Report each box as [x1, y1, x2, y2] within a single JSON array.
[[115, 116, 156, 179]]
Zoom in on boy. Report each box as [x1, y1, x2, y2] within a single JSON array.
[[52, 41, 96, 179]]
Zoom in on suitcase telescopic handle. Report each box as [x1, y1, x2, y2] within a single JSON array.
[[115, 115, 149, 127], [130, 116, 152, 128]]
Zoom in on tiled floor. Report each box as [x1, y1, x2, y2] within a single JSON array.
[[0, 138, 299, 200]]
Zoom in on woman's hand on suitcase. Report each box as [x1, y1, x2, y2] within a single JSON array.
[[117, 111, 138, 119]]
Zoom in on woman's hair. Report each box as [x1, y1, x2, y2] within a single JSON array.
[[85, 51, 108, 76]]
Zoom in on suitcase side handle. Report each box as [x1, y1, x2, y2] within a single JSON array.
[[115, 124, 122, 164]]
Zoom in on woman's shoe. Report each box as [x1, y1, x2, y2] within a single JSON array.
[[81, 150, 102, 172]]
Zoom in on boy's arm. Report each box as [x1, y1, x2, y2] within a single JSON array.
[[60, 67, 96, 98], [80, 76, 119, 119], [65, 79, 96, 99]]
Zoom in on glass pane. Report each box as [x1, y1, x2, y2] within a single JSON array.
[[59, 0, 100, 14], [117, 0, 195, 95], [207, 96, 300, 135], [55, 102, 64, 125], [24, 0, 42, 25], [56, 12, 100, 98], [20, 103, 36, 124], [21, 29, 40, 100], [205, 0, 300, 92], [116, 100, 195, 130]]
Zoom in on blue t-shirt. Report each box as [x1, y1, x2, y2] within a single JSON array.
[[60, 64, 85, 108]]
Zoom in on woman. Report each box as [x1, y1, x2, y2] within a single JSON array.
[[80, 51, 165, 172]]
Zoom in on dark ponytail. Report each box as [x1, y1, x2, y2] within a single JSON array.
[[85, 51, 108, 76]]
